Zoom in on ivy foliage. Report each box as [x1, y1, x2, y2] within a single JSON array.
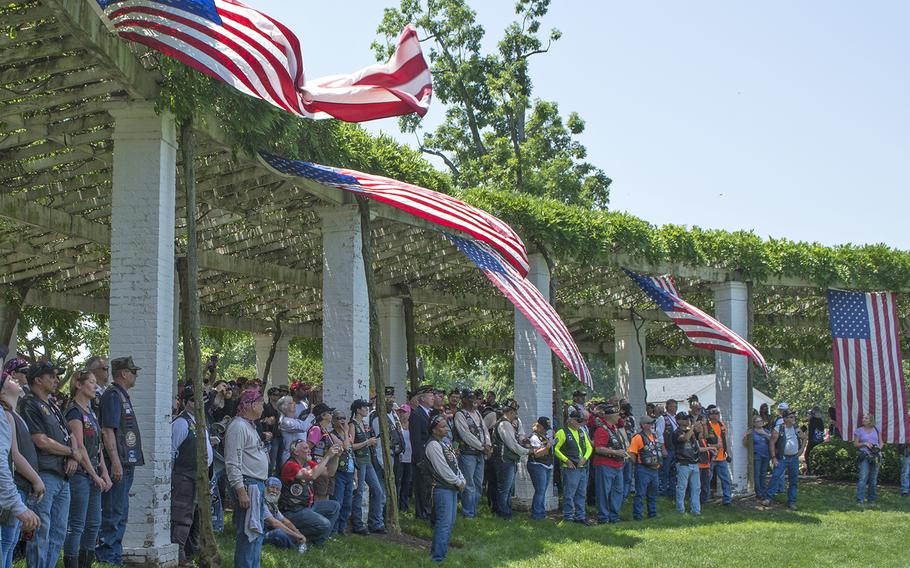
[[462, 187, 910, 290]]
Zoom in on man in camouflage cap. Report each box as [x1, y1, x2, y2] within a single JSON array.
[[97, 356, 143, 565]]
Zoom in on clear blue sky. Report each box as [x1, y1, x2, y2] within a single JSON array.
[[256, 0, 909, 250]]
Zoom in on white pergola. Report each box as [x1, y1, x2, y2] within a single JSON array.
[[3, 1, 907, 564]]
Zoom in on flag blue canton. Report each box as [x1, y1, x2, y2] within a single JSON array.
[[828, 289, 871, 339], [260, 153, 360, 187], [446, 234, 506, 274], [95, 0, 222, 25], [624, 269, 675, 311]]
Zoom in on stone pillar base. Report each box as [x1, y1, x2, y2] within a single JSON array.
[[123, 543, 179, 567], [513, 459, 557, 512]]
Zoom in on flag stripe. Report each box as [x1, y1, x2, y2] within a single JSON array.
[[95, 0, 431, 123]]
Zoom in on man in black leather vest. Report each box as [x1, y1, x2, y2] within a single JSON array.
[[171, 386, 212, 567], [97, 356, 144, 565]]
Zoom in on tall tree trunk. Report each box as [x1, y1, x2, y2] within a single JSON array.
[[401, 287, 420, 395], [261, 312, 286, 389], [0, 281, 32, 348], [355, 195, 400, 534], [179, 119, 221, 568]]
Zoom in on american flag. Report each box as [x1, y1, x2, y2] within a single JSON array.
[[91, 0, 431, 122], [446, 234, 592, 388], [828, 289, 908, 444], [260, 154, 530, 276], [624, 269, 768, 373]]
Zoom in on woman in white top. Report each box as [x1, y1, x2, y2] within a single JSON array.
[[277, 396, 310, 465], [395, 404, 414, 511]]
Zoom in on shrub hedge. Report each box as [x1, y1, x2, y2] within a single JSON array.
[[808, 440, 904, 484]]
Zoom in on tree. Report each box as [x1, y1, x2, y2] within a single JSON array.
[[374, 0, 611, 208]]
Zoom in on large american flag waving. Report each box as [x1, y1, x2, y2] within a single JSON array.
[[624, 269, 768, 374], [260, 154, 530, 276], [446, 235, 592, 388], [828, 289, 908, 444], [91, 0, 431, 122]]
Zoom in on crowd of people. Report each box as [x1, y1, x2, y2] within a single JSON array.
[[0, 352, 908, 567]]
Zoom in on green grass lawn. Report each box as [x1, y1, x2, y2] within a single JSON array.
[[213, 481, 910, 567]]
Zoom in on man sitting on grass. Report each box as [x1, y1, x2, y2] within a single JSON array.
[[262, 477, 307, 552]]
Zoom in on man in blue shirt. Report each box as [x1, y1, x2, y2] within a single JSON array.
[[97, 356, 144, 565]]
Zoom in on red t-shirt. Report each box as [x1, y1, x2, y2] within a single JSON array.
[[592, 423, 625, 469], [280, 460, 315, 508]]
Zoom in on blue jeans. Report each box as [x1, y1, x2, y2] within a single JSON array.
[[710, 460, 733, 504], [561, 466, 588, 521], [594, 465, 623, 522], [753, 454, 770, 498], [27, 471, 71, 568], [233, 479, 266, 568], [211, 469, 225, 533], [263, 528, 296, 549], [332, 470, 354, 533], [767, 455, 799, 505], [286, 500, 340, 545], [1, 488, 27, 568], [633, 465, 659, 519], [660, 449, 676, 496], [901, 455, 910, 495], [622, 460, 633, 499], [65, 472, 102, 556], [675, 463, 701, 514], [856, 457, 880, 503], [352, 461, 385, 531], [457, 453, 484, 518], [430, 487, 458, 562], [494, 459, 518, 518], [97, 466, 134, 565], [526, 462, 552, 520]]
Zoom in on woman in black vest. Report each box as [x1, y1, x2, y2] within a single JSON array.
[[64, 371, 110, 568], [426, 413, 465, 562], [0, 366, 42, 568]]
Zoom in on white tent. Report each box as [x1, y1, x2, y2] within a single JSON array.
[[646, 374, 775, 412]]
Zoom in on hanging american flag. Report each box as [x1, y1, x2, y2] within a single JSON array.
[[624, 269, 768, 373], [91, 0, 431, 122], [260, 153, 530, 276], [828, 289, 908, 444], [446, 234, 592, 387]]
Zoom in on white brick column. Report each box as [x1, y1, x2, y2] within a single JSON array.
[[714, 281, 750, 494], [255, 333, 290, 387], [108, 103, 178, 566], [378, 297, 407, 402], [513, 253, 556, 510], [615, 318, 648, 417], [321, 206, 369, 409]]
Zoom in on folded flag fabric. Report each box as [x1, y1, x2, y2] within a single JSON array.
[[447, 234, 592, 388], [91, 0, 431, 122], [260, 153, 530, 276], [624, 269, 768, 373], [828, 289, 908, 443]]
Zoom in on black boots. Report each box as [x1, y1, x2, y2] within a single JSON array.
[[63, 556, 78, 568], [78, 550, 95, 568]]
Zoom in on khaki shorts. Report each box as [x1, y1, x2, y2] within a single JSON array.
[[313, 474, 336, 500]]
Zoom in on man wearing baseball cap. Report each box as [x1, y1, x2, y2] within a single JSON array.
[[21, 361, 74, 568], [97, 356, 144, 565]]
